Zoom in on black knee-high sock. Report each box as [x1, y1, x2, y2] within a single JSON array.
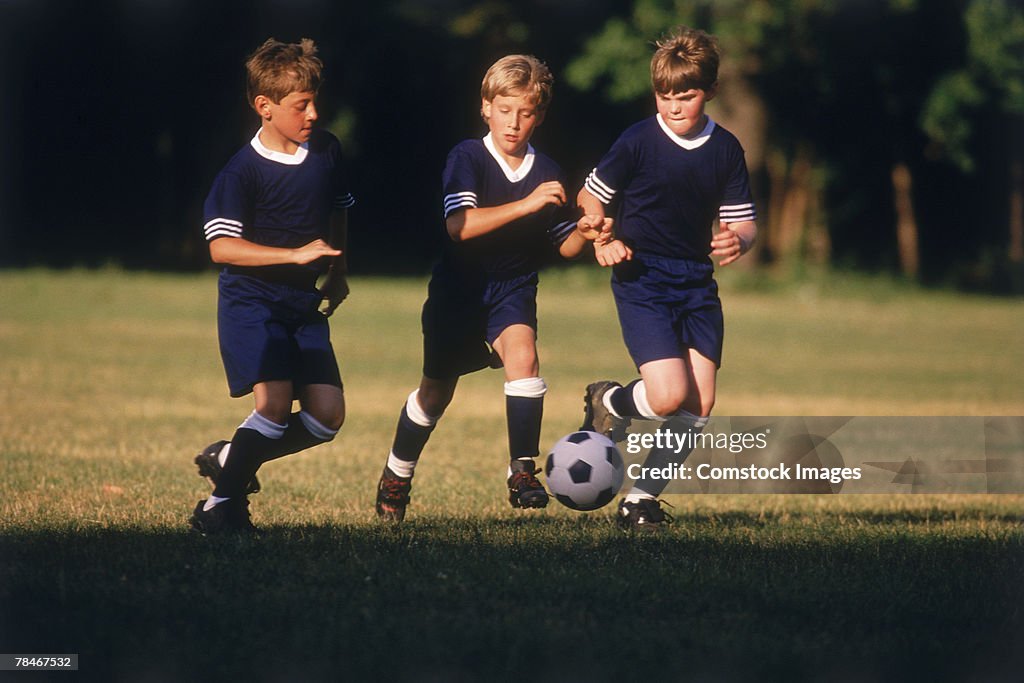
[[506, 395, 544, 460], [609, 379, 645, 418], [391, 405, 436, 464], [213, 427, 276, 499]]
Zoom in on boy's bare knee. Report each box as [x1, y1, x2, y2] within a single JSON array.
[[416, 379, 456, 418], [318, 407, 344, 432], [254, 381, 295, 425], [648, 392, 685, 417], [315, 398, 346, 432], [299, 386, 345, 433], [255, 401, 292, 426], [299, 395, 348, 432], [504, 355, 539, 381], [416, 391, 450, 418]]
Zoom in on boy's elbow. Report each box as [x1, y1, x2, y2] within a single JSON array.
[[737, 221, 758, 252], [208, 243, 223, 264]]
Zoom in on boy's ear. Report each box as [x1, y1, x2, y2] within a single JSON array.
[[705, 82, 719, 101], [480, 98, 491, 121], [254, 94, 273, 120]]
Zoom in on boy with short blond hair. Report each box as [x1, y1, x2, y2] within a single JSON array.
[[189, 38, 355, 534], [579, 26, 758, 531], [374, 54, 609, 522]]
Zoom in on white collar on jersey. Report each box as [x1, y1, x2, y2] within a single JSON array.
[[250, 129, 309, 165], [483, 132, 535, 182], [656, 114, 716, 150]]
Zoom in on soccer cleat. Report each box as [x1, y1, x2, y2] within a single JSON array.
[[580, 380, 622, 435], [507, 459, 549, 509], [194, 440, 261, 495], [615, 497, 673, 532], [375, 467, 412, 522], [189, 498, 258, 536]]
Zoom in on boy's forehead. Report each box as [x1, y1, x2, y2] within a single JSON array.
[[276, 89, 317, 102], [487, 90, 540, 107], [657, 87, 704, 97]]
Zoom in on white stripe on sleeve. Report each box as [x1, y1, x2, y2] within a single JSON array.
[[443, 191, 478, 217], [203, 218, 244, 241], [719, 203, 756, 222], [583, 170, 615, 205]]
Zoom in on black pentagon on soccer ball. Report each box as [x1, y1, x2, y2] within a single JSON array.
[[592, 486, 616, 509], [555, 493, 582, 511], [606, 446, 617, 464], [568, 459, 593, 484], [567, 431, 591, 445], [544, 454, 554, 477]]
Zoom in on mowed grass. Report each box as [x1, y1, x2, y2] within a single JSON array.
[[1, 267, 1023, 682]]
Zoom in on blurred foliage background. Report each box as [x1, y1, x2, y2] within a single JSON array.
[[1, 0, 1021, 292]]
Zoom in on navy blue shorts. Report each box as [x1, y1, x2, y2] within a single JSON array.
[[611, 255, 723, 369], [217, 273, 342, 398], [421, 271, 538, 380]]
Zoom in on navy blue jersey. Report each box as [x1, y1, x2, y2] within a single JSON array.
[[584, 116, 755, 263], [438, 134, 576, 281], [203, 128, 355, 288]]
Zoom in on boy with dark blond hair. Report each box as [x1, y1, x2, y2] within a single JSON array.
[[189, 38, 355, 534], [374, 54, 610, 522], [579, 26, 758, 531]]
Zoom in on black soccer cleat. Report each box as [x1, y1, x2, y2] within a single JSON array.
[[616, 497, 673, 533], [508, 459, 549, 509], [189, 498, 258, 536], [375, 467, 412, 523], [580, 380, 622, 435], [194, 440, 261, 495]]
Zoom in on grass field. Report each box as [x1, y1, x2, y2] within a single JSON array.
[[1, 267, 1023, 682]]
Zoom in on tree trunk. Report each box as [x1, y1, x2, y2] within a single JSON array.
[[765, 145, 826, 265], [891, 162, 919, 278]]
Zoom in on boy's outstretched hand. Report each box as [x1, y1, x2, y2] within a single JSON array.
[[292, 239, 343, 265]]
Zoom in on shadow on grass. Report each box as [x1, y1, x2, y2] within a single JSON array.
[[1, 516, 1022, 682]]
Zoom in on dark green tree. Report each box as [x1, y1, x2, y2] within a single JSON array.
[[921, 0, 1024, 288]]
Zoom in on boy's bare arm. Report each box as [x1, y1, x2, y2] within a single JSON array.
[[447, 181, 566, 242], [320, 209, 349, 316], [576, 187, 605, 220], [712, 220, 757, 267], [209, 236, 341, 267]]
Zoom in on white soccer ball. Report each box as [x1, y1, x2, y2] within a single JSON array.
[[545, 431, 625, 511]]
